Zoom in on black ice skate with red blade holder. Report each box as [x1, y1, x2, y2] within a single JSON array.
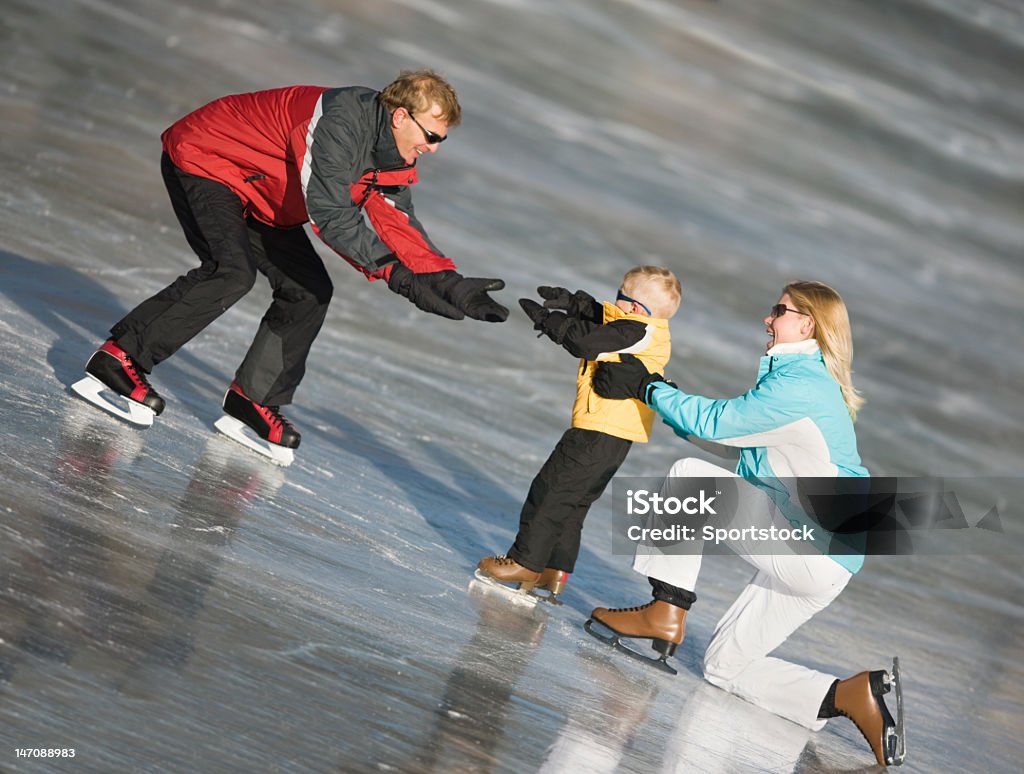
[[214, 381, 300, 467], [583, 617, 679, 675], [71, 340, 166, 426]]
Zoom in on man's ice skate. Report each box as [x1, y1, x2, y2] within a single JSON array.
[[213, 381, 300, 467], [584, 600, 686, 675], [834, 658, 906, 766], [71, 340, 165, 427], [472, 556, 543, 606]]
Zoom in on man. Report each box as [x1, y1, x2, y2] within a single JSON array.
[[74, 70, 507, 462]]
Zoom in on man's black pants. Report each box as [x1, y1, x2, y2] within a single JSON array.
[[508, 428, 631, 574], [110, 153, 333, 406]]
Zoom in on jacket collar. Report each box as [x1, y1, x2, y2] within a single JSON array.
[[766, 339, 820, 356], [760, 339, 821, 377], [372, 98, 412, 171]]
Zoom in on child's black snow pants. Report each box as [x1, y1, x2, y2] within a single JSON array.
[[508, 428, 631, 574]]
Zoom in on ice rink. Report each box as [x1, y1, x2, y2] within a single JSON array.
[[2, 1, 1022, 771]]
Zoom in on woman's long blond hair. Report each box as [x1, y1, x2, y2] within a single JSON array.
[[784, 280, 865, 420]]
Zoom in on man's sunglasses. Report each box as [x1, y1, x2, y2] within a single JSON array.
[[769, 304, 810, 318], [409, 112, 447, 144], [617, 289, 652, 316]]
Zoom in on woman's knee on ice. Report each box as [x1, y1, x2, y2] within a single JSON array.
[[701, 627, 754, 688], [702, 649, 748, 689]]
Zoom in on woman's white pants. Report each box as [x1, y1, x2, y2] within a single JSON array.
[[632, 457, 852, 730]]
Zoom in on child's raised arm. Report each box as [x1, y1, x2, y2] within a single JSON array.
[[520, 298, 651, 361], [535, 286, 603, 322]]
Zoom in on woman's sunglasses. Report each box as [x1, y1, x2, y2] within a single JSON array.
[[769, 304, 810, 318]]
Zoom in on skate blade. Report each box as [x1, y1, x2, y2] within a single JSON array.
[[70, 375, 155, 427], [528, 588, 564, 606], [583, 618, 678, 675], [214, 415, 294, 467], [887, 656, 907, 766], [470, 570, 540, 607]]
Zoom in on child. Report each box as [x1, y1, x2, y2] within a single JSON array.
[[477, 266, 681, 601]]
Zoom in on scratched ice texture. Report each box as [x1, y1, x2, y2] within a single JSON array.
[[1, 0, 1022, 772]]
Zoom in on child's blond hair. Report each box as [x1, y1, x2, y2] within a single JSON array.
[[622, 266, 682, 319]]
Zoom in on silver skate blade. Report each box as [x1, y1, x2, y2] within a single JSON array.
[[214, 415, 294, 467], [888, 656, 907, 765], [71, 375, 155, 427], [470, 570, 540, 607], [583, 618, 678, 675], [528, 589, 564, 606], [470, 571, 540, 607]]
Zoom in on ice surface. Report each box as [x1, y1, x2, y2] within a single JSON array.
[[1, 0, 1023, 772]]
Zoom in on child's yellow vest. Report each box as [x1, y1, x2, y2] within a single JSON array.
[[570, 302, 672, 443]]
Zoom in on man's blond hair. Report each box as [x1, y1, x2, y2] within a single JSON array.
[[379, 69, 461, 126], [622, 266, 682, 319]]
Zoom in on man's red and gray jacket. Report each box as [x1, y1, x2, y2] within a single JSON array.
[[161, 85, 455, 279]]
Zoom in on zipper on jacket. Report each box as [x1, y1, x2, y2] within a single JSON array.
[[355, 169, 380, 207], [356, 164, 417, 208]]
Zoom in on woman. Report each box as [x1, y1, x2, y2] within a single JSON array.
[[588, 281, 904, 767]]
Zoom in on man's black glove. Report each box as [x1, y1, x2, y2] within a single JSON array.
[[537, 286, 597, 317], [592, 353, 673, 403], [436, 273, 510, 322], [519, 298, 572, 343], [388, 265, 509, 322], [388, 264, 463, 319]]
